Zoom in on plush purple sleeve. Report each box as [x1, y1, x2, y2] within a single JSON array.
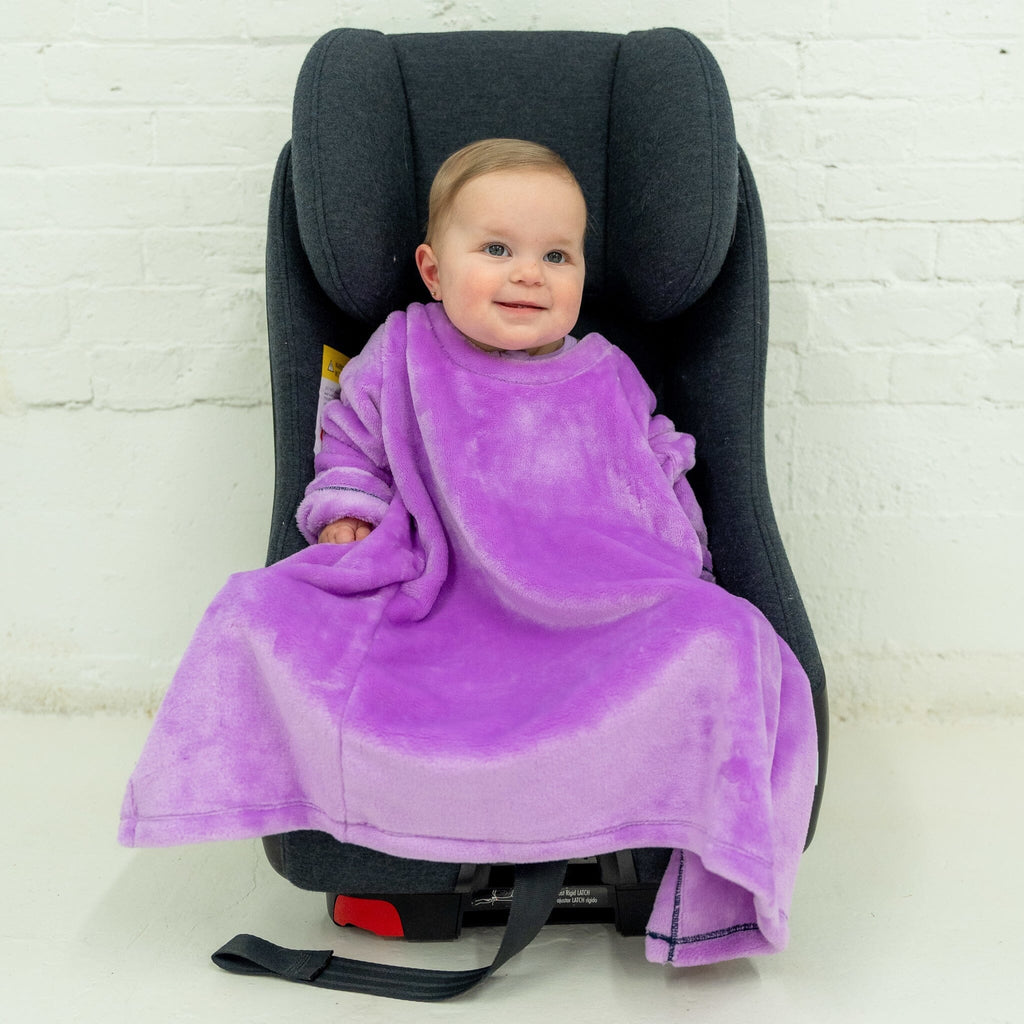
[[614, 347, 715, 581], [295, 331, 394, 545], [648, 413, 714, 580]]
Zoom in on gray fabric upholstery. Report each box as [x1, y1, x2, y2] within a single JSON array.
[[607, 30, 737, 319], [290, 28, 736, 325], [263, 832, 462, 893], [291, 31, 417, 325]]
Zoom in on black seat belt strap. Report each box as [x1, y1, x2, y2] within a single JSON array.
[[212, 860, 568, 1001]]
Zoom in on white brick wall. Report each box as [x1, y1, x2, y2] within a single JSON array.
[[1, 0, 1022, 719]]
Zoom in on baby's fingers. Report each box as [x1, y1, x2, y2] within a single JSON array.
[[318, 522, 355, 544], [317, 517, 373, 544]]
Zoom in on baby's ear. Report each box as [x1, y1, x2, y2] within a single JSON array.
[[415, 243, 442, 299]]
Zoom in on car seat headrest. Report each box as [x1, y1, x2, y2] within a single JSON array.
[[291, 28, 737, 327]]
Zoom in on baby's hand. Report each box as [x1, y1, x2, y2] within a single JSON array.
[[318, 517, 374, 544]]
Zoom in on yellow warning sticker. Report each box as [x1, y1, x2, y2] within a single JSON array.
[[321, 345, 349, 383], [314, 345, 350, 454]]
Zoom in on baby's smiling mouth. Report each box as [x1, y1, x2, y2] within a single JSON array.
[[497, 301, 544, 310]]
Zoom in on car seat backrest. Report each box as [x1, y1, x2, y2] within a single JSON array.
[[290, 28, 737, 328]]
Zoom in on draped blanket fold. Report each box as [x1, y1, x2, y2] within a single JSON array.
[[120, 302, 817, 967]]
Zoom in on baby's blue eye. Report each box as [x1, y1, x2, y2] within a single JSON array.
[[485, 243, 509, 257], [544, 251, 566, 264]]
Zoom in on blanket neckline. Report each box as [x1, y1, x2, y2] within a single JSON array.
[[418, 301, 607, 385]]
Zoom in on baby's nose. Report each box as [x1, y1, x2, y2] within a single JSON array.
[[511, 256, 543, 283]]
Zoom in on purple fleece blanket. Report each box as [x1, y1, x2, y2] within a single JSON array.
[[120, 302, 816, 966]]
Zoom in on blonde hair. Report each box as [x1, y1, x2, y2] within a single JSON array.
[[424, 138, 584, 246]]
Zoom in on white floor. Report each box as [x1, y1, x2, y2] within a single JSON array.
[[2, 713, 1022, 1024]]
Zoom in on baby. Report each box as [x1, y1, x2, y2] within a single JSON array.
[[315, 139, 590, 546]]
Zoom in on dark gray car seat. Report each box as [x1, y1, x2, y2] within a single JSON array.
[[258, 25, 828, 930]]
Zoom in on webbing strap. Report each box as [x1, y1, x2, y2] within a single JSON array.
[[212, 860, 568, 1001]]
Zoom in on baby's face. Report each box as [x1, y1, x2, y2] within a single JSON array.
[[416, 169, 586, 355]]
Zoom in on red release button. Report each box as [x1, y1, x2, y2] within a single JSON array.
[[331, 895, 405, 938]]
